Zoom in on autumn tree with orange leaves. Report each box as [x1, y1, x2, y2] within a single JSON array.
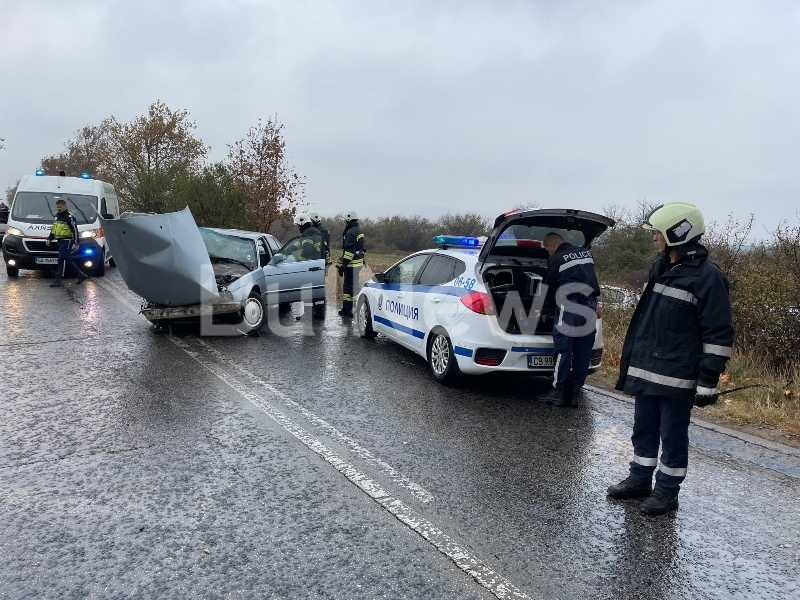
[[226, 116, 305, 234]]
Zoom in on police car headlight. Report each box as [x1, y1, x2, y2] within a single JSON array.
[[6, 227, 23, 237], [80, 230, 98, 239]]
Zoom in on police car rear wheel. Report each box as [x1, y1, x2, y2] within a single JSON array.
[[428, 330, 460, 384], [241, 291, 266, 334], [356, 297, 377, 339]]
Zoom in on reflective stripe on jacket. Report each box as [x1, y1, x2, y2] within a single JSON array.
[[340, 223, 365, 268], [615, 247, 734, 401]]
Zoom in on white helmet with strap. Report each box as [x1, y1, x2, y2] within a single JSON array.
[[642, 202, 705, 246], [343, 210, 358, 221], [307, 210, 321, 224]]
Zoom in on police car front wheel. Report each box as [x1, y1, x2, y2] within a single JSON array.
[[427, 330, 461, 384], [356, 297, 377, 339]]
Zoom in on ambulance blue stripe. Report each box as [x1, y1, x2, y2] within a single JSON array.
[[454, 346, 473, 357], [510, 347, 552, 354], [374, 315, 425, 339]]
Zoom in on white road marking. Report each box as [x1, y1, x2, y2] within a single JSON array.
[[96, 278, 532, 598], [194, 338, 435, 502], [170, 336, 531, 600]]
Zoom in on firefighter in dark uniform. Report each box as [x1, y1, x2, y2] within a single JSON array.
[[539, 231, 600, 407], [45, 198, 88, 287], [307, 211, 331, 271], [336, 210, 364, 317], [294, 213, 326, 319], [608, 203, 734, 515]]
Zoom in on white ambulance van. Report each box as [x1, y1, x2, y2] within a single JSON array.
[[3, 170, 120, 277]]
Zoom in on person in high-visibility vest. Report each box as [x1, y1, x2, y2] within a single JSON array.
[[45, 199, 88, 287], [335, 210, 364, 317]]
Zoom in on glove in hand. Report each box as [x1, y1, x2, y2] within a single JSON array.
[[337, 266, 344, 276], [694, 371, 720, 407]]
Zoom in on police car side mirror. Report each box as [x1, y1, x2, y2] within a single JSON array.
[[269, 253, 285, 266], [373, 272, 385, 283]]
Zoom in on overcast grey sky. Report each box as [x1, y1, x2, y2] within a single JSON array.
[[1, 0, 798, 237]]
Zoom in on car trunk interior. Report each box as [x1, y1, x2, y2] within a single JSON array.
[[483, 266, 553, 335]]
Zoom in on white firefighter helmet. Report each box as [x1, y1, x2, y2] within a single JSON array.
[[642, 202, 705, 246], [342, 210, 358, 221], [307, 210, 321, 224], [294, 213, 312, 227]]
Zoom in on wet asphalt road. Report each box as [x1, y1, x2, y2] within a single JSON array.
[[1, 270, 799, 600]]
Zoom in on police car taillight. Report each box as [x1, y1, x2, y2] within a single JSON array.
[[460, 292, 495, 315]]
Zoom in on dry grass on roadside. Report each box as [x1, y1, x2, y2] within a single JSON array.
[[598, 305, 800, 439]]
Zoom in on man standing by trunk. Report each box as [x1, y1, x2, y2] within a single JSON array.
[[45, 199, 87, 287], [608, 202, 734, 515], [539, 231, 601, 407]]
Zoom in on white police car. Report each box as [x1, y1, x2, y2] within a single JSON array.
[[355, 208, 615, 383]]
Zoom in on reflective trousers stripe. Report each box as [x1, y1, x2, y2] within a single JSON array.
[[659, 460, 687, 478], [703, 343, 732, 357], [633, 454, 658, 467], [627, 366, 696, 389]]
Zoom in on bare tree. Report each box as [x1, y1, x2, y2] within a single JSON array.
[[227, 116, 306, 233], [40, 124, 110, 178], [100, 100, 207, 212]]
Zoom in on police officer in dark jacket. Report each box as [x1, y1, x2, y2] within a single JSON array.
[[539, 232, 600, 407], [608, 202, 734, 516], [45, 198, 88, 287], [336, 210, 364, 317]]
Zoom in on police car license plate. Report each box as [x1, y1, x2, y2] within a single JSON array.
[[528, 355, 554, 368], [35, 257, 58, 265]]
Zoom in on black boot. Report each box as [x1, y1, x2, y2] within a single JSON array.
[[49, 277, 63, 288], [640, 490, 679, 515], [539, 387, 568, 406], [569, 384, 582, 407], [76, 272, 88, 284], [607, 476, 652, 499], [338, 301, 353, 317]]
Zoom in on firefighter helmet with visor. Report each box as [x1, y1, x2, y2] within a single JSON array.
[[642, 202, 705, 247]]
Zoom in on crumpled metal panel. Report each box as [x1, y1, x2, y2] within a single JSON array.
[[101, 207, 219, 306]]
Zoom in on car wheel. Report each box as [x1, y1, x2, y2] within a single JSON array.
[[94, 249, 106, 277], [241, 291, 266, 334], [356, 297, 377, 339], [427, 329, 461, 384], [6, 266, 19, 277]]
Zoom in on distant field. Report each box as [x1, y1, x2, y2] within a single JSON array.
[[364, 252, 404, 273]]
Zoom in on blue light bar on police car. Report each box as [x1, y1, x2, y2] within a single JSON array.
[[433, 235, 482, 248], [35, 169, 45, 176], [80, 172, 91, 179]]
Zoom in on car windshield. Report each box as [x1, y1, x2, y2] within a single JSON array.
[[497, 224, 586, 247], [11, 192, 99, 224], [198, 228, 257, 270]]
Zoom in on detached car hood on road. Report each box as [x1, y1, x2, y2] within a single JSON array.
[[100, 208, 219, 306]]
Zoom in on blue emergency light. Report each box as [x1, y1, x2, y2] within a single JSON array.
[[83, 248, 94, 256], [80, 172, 91, 179], [35, 169, 45, 176], [433, 235, 481, 248]]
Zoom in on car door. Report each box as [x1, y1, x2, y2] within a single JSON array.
[[407, 254, 460, 348], [372, 253, 431, 346], [261, 234, 325, 305]]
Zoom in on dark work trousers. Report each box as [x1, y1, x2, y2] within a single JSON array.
[[629, 395, 693, 496], [551, 299, 597, 391], [341, 265, 361, 313], [55, 240, 82, 281]]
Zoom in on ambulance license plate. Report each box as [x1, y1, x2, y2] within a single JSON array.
[[35, 257, 59, 265], [528, 354, 554, 368]]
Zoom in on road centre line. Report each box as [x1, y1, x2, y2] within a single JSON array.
[[193, 337, 435, 503], [96, 277, 436, 502], [169, 335, 532, 600]]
